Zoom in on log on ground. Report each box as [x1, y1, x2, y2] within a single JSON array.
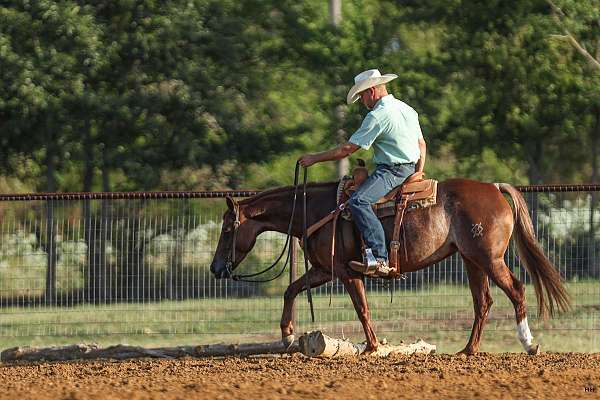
[[0, 344, 199, 362], [1, 341, 300, 362], [0, 331, 435, 362], [195, 341, 299, 357], [299, 331, 436, 357]]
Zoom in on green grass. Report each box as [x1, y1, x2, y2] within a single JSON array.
[[1, 281, 598, 353]]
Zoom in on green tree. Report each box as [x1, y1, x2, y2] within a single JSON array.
[[407, 0, 596, 183], [0, 1, 104, 191]]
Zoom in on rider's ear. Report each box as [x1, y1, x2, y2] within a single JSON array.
[[226, 196, 236, 211]]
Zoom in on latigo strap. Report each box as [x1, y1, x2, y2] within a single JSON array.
[[388, 191, 411, 278]]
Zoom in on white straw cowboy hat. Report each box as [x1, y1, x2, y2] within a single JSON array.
[[346, 69, 398, 105]]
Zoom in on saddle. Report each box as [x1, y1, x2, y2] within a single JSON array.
[[337, 161, 437, 216], [305, 161, 438, 278]]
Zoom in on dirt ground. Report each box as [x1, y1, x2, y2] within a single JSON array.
[[1, 353, 599, 400]]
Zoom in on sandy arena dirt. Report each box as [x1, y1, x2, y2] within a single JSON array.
[[1, 353, 599, 400]]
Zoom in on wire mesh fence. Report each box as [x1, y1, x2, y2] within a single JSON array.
[[0, 187, 599, 352]]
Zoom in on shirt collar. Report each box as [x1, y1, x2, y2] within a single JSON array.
[[374, 94, 394, 109]]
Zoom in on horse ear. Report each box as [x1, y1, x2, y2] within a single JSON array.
[[226, 196, 236, 211]]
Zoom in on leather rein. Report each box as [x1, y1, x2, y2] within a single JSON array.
[[224, 162, 316, 321]]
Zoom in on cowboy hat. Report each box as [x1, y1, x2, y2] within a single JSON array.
[[346, 69, 398, 105]]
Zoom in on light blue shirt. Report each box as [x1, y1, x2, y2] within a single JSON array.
[[349, 94, 423, 165]]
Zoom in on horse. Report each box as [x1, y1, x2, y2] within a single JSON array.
[[209, 178, 571, 354]]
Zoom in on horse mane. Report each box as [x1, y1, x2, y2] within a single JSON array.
[[239, 181, 338, 206]]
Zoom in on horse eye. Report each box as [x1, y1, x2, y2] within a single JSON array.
[[224, 227, 232, 233]]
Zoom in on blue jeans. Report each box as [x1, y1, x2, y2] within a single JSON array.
[[348, 163, 416, 260]]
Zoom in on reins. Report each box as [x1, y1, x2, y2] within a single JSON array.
[[301, 166, 315, 322], [229, 162, 315, 322]]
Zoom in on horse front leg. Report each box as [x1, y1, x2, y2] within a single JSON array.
[[280, 266, 331, 346], [337, 265, 379, 354]]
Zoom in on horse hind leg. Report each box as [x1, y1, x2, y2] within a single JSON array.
[[485, 257, 540, 355], [280, 266, 331, 346], [459, 258, 494, 355]]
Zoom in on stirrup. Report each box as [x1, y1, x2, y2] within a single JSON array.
[[349, 253, 394, 277], [349, 248, 377, 274], [349, 260, 379, 275]]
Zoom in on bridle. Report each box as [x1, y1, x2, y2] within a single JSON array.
[[221, 162, 315, 321], [223, 201, 241, 278], [224, 162, 301, 283], [224, 184, 296, 283]]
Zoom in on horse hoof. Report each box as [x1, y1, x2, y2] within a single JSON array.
[[527, 344, 540, 355], [282, 335, 295, 349], [457, 346, 477, 356], [361, 346, 379, 356]]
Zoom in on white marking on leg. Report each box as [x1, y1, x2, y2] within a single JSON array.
[[282, 334, 295, 348], [517, 317, 534, 351]]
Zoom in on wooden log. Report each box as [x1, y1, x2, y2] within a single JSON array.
[[195, 341, 299, 357], [1, 344, 199, 362], [0, 341, 299, 362], [0, 332, 434, 362], [298, 331, 436, 358]]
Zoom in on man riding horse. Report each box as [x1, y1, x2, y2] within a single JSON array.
[[299, 68, 427, 278], [211, 68, 570, 355]]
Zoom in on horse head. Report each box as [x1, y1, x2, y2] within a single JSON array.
[[210, 196, 261, 279]]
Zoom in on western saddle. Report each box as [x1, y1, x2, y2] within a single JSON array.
[[306, 161, 438, 278]]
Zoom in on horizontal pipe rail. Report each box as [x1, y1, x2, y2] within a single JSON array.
[[515, 184, 600, 192], [1, 183, 600, 201], [0, 190, 261, 201]]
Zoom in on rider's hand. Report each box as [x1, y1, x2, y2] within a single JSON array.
[[298, 154, 317, 167]]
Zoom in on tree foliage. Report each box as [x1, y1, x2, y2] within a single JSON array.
[[0, 0, 598, 191]]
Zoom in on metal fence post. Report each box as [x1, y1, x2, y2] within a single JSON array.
[[44, 199, 56, 305]]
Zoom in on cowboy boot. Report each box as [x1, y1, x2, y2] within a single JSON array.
[[349, 249, 394, 277]]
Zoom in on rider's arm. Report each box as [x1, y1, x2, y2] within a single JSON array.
[[415, 137, 427, 173], [298, 142, 360, 167]]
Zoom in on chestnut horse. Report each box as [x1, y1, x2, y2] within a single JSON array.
[[209, 179, 570, 354]]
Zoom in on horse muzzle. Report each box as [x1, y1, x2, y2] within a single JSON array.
[[210, 260, 232, 279]]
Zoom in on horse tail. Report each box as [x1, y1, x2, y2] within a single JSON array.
[[497, 183, 571, 320]]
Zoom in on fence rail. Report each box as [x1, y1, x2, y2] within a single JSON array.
[[1, 184, 599, 352]]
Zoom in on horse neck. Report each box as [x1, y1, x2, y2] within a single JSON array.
[[241, 182, 338, 238]]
